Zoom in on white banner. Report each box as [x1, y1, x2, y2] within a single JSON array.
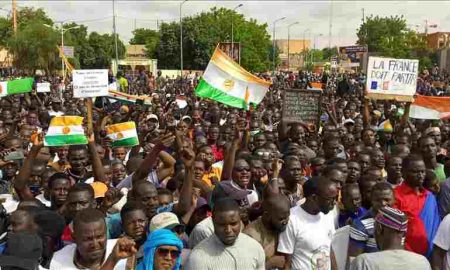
[[72, 69, 108, 98], [366, 56, 419, 101], [37, 82, 51, 93]]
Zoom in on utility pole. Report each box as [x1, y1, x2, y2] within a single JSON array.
[[231, 4, 243, 62], [272, 17, 286, 73], [180, 0, 188, 82], [12, 0, 17, 34], [287, 22, 299, 70], [328, 1, 333, 48], [112, 0, 119, 74]]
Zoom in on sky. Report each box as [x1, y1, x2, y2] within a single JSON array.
[[2, 0, 450, 49]]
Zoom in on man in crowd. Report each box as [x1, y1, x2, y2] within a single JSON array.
[[185, 198, 265, 269], [278, 177, 338, 270], [350, 206, 431, 269]]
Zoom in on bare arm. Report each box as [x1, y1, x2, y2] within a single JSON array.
[[14, 133, 43, 201], [131, 133, 175, 185], [346, 241, 365, 270], [156, 150, 176, 181], [431, 244, 446, 270], [221, 128, 240, 181], [173, 147, 194, 217]]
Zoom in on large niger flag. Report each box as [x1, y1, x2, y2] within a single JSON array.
[[195, 48, 271, 109], [410, 95, 450, 119], [0, 78, 34, 97], [106, 121, 139, 147], [44, 116, 88, 146]]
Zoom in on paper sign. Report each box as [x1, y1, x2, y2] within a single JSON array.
[[366, 56, 419, 101], [37, 82, 51, 93], [72, 69, 108, 98], [0, 81, 7, 98]]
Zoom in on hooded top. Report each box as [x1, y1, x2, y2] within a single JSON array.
[[136, 229, 183, 270]]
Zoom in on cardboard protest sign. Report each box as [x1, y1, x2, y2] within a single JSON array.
[[366, 57, 419, 101], [282, 89, 322, 128], [37, 82, 51, 93], [72, 69, 108, 98]]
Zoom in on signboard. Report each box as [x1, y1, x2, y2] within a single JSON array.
[[366, 56, 419, 101], [339, 46, 366, 67], [37, 82, 51, 93], [60, 46, 74, 58], [72, 69, 109, 98], [282, 89, 322, 126], [218, 42, 241, 64]]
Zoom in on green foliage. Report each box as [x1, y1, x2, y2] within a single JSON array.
[[0, 7, 127, 73], [356, 15, 429, 60], [130, 28, 160, 58], [156, 7, 273, 72], [7, 15, 59, 73]]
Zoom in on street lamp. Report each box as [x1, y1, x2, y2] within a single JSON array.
[[287, 21, 299, 70], [272, 16, 286, 73], [180, 0, 188, 83], [231, 3, 243, 62], [303, 28, 310, 69], [312, 33, 323, 65], [44, 23, 80, 82]]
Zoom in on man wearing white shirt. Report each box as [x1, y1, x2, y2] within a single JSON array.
[[278, 177, 338, 270], [50, 208, 126, 270]]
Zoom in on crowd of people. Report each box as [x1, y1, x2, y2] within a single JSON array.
[[0, 66, 449, 270]]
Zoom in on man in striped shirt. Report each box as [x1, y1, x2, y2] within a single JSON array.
[[347, 182, 395, 263], [185, 198, 265, 270]]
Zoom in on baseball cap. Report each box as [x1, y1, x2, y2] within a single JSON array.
[[149, 212, 184, 233], [343, 118, 355, 125], [0, 232, 43, 270], [90, 182, 108, 199]]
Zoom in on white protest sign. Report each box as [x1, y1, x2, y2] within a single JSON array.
[[37, 82, 51, 93], [0, 81, 7, 98], [366, 56, 419, 101], [72, 69, 108, 98]]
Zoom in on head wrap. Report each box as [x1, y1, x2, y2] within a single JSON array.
[[136, 229, 183, 270], [375, 206, 408, 232]]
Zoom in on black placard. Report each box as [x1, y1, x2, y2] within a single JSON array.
[[282, 89, 322, 124]]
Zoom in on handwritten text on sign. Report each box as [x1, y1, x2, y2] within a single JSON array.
[[73, 69, 108, 98], [366, 57, 419, 99], [282, 89, 321, 125]]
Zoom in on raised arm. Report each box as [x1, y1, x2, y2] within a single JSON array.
[[173, 146, 194, 217], [156, 150, 176, 182], [88, 133, 106, 183], [131, 133, 175, 185], [221, 128, 240, 181], [14, 133, 43, 201]]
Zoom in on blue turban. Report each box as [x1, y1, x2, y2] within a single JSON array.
[[136, 229, 183, 270]]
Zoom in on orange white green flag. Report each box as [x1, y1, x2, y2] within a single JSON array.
[[44, 116, 87, 146], [410, 95, 450, 120], [105, 121, 139, 147], [195, 47, 271, 110]]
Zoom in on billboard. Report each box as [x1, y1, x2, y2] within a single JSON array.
[[218, 42, 241, 64], [339, 45, 367, 67]]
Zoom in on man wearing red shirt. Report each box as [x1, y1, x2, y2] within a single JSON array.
[[394, 154, 440, 257]]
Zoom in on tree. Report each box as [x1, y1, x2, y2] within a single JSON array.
[[83, 32, 126, 69], [156, 7, 273, 72], [8, 23, 59, 73], [130, 28, 160, 58]]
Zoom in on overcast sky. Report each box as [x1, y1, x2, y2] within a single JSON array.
[[3, 1, 449, 49]]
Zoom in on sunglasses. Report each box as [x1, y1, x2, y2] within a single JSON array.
[[157, 247, 181, 259], [234, 167, 250, 172]]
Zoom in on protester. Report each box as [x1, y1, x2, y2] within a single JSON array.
[[185, 198, 265, 269], [350, 206, 431, 270]]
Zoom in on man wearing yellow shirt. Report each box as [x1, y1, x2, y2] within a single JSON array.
[[197, 145, 222, 187]]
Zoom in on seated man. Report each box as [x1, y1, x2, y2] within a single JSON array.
[[50, 208, 127, 269]]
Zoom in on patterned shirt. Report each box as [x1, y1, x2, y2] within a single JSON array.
[[349, 210, 378, 253]]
